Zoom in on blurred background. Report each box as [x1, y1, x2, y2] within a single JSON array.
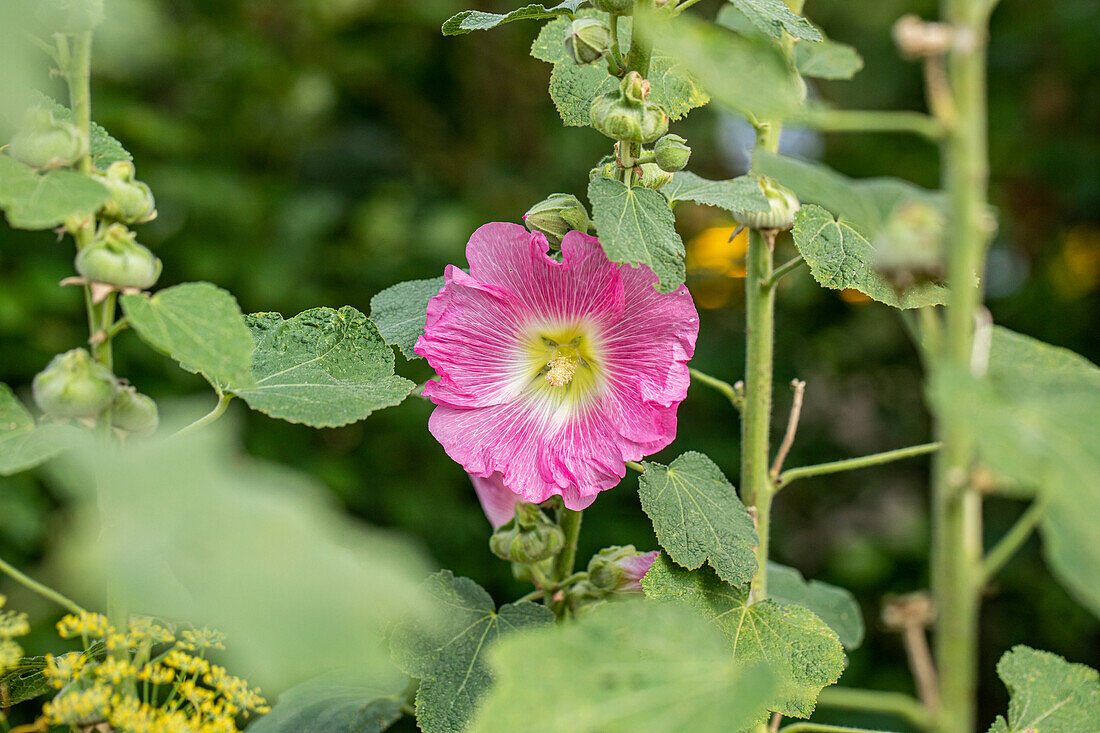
[[0, 0, 1097, 729]]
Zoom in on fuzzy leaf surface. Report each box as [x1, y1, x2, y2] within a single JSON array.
[[390, 571, 554, 733], [0, 384, 79, 476], [929, 328, 1100, 616], [643, 555, 845, 718], [0, 155, 109, 230], [987, 646, 1100, 733], [792, 205, 948, 309], [795, 38, 864, 80], [768, 562, 864, 649], [237, 307, 413, 428], [471, 600, 775, 732], [729, 0, 822, 41], [443, 1, 584, 35], [589, 176, 685, 292], [121, 282, 255, 391], [250, 670, 409, 733], [638, 451, 758, 587], [662, 172, 767, 214], [369, 276, 444, 360]]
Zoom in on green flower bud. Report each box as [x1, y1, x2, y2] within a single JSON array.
[[636, 162, 672, 189], [590, 72, 669, 144], [586, 545, 658, 593], [564, 18, 610, 65], [74, 224, 162, 290], [35, 0, 105, 33], [512, 557, 552, 584], [7, 107, 88, 171], [96, 161, 157, 224], [872, 200, 945, 288], [33, 348, 118, 419], [523, 193, 591, 247], [591, 0, 634, 14], [653, 134, 691, 172], [111, 386, 159, 436], [564, 580, 606, 617], [734, 176, 801, 231], [489, 503, 566, 565]]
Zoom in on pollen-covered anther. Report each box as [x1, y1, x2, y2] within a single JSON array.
[[545, 354, 579, 387]]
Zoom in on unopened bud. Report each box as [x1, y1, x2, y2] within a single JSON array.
[[653, 134, 691, 172], [7, 107, 88, 171], [111, 386, 159, 436], [74, 224, 162, 291], [733, 176, 800, 231], [564, 580, 606, 616], [564, 18, 610, 65], [636, 162, 672, 189], [523, 193, 590, 247], [489, 503, 566, 565], [587, 546, 659, 593], [590, 73, 669, 144], [33, 349, 118, 419], [97, 162, 157, 224], [873, 200, 945, 288]]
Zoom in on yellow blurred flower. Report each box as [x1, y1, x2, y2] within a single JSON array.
[[687, 225, 748, 278], [1050, 223, 1100, 298]]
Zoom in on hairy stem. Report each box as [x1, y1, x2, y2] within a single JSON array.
[[776, 442, 941, 489], [553, 508, 583, 582], [689, 367, 743, 410], [64, 32, 94, 176], [0, 555, 84, 615], [816, 686, 932, 730]]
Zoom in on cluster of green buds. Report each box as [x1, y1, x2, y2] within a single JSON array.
[[7, 106, 88, 171], [489, 502, 566, 565], [591, 72, 668, 145], [733, 175, 801, 232], [565, 545, 658, 616], [74, 222, 162, 293], [523, 193, 591, 248], [96, 161, 157, 224], [31, 349, 158, 433]]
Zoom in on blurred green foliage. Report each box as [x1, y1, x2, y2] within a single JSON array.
[[0, 0, 1097, 727]]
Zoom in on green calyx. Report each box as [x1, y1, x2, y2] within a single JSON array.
[[7, 107, 88, 171], [32, 348, 118, 420], [111, 385, 159, 436], [97, 161, 157, 224], [74, 223, 162, 290], [590, 72, 669, 145], [490, 502, 566, 565], [564, 18, 611, 66], [734, 176, 801, 231], [636, 162, 672, 189], [524, 193, 591, 247], [654, 134, 691, 172]]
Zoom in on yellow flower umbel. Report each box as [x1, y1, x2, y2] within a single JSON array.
[[0, 594, 31, 673], [43, 613, 269, 732]]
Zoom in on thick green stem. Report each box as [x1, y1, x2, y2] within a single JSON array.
[[64, 32, 94, 175], [553, 508, 583, 582], [931, 1, 991, 730], [0, 555, 84, 615], [796, 109, 945, 141], [777, 442, 941, 489], [817, 687, 932, 730]]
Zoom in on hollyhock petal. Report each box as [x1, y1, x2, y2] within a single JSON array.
[[419, 223, 699, 507], [616, 550, 661, 593], [469, 472, 522, 529]]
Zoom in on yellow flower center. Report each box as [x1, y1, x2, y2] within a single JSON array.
[[518, 324, 604, 414]]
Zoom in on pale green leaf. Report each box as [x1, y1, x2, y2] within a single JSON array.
[[31, 93, 133, 169], [662, 171, 767, 214], [548, 60, 619, 126], [471, 600, 775, 733], [795, 38, 864, 80], [651, 13, 803, 121], [50, 421, 439, 692], [250, 670, 409, 733], [638, 451, 758, 587], [729, 0, 822, 41], [0, 384, 79, 476], [443, 1, 584, 35], [643, 555, 846, 718], [792, 205, 948, 309], [987, 646, 1100, 733], [928, 328, 1100, 616], [237, 307, 413, 428], [588, 176, 685, 292], [390, 571, 554, 733], [369, 277, 444, 360], [768, 562, 864, 649], [120, 282, 255, 392], [0, 154, 109, 230], [531, 16, 573, 64]]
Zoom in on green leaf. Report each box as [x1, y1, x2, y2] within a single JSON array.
[[987, 646, 1100, 733], [548, 60, 620, 126], [662, 171, 768, 215], [120, 282, 256, 392], [767, 562, 864, 649], [250, 670, 409, 733], [651, 13, 804, 121], [795, 38, 864, 80], [471, 600, 775, 732], [0, 656, 50, 706], [754, 150, 939, 238], [928, 328, 1100, 616], [637, 451, 758, 587], [792, 205, 949, 309], [729, 0, 822, 41], [443, 1, 584, 35], [0, 154, 110, 230], [643, 555, 846, 718], [370, 278, 445, 361], [31, 93, 133, 169], [237, 307, 414, 428], [391, 571, 554, 733], [588, 176, 685, 292], [0, 384, 79, 477]]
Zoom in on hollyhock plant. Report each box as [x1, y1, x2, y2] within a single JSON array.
[[416, 223, 698, 509]]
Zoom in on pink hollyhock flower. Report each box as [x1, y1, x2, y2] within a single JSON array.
[[416, 222, 698, 509], [469, 472, 521, 529], [587, 546, 661, 594]]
